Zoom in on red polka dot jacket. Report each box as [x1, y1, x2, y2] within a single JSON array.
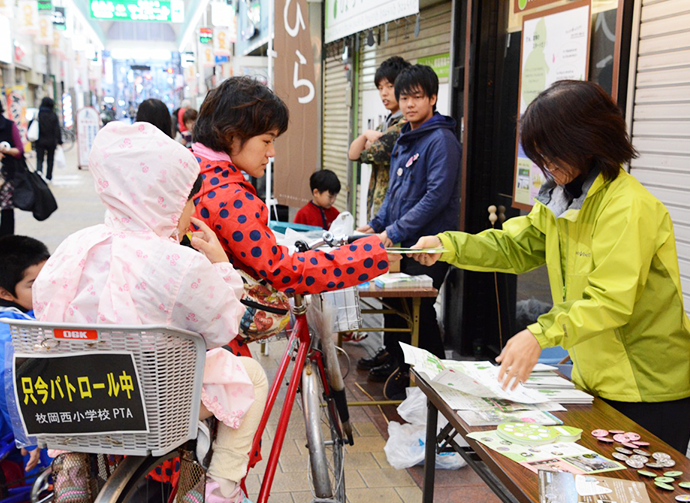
[[192, 155, 390, 295]]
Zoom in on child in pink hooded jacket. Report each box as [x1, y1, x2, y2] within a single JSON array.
[[32, 122, 267, 502]]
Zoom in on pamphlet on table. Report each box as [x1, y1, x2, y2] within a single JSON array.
[[538, 470, 651, 503]]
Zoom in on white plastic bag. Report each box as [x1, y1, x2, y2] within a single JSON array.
[[383, 387, 467, 470], [54, 146, 66, 170], [27, 120, 39, 142], [384, 421, 466, 470], [328, 211, 354, 236]]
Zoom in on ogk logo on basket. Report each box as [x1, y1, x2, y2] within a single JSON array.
[[54, 329, 98, 340]]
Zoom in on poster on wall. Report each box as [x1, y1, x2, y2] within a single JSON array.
[[6, 86, 28, 143], [18, 0, 39, 34], [512, 0, 591, 209], [76, 107, 100, 169]]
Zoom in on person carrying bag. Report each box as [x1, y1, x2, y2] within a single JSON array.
[[0, 102, 26, 237]]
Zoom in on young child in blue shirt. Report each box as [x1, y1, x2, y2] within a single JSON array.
[[0, 235, 51, 473]]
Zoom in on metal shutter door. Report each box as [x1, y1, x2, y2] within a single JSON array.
[[323, 55, 351, 213], [355, 1, 453, 222], [628, 0, 690, 313]]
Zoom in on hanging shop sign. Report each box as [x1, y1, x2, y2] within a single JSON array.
[[53, 6, 66, 29], [37, 0, 51, 11], [6, 87, 28, 144], [324, 0, 419, 44], [198, 40, 215, 67], [90, 0, 183, 22], [512, 0, 591, 209], [0, 17, 12, 63], [77, 107, 100, 168], [36, 13, 54, 45], [213, 27, 231, 56], [199, 26, 213, 44], [273, 0, 317, 207], [0, 0, 13, 18], [513, 0, 561, 14], [18, 0, 39, 34], [14, 352, 149, 436], [417, 53, 451, 79]]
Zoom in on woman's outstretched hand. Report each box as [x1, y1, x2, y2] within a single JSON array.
[[189, 217, 229, 264], [409, 235, 444, 266], [495, 329, 542, 390]]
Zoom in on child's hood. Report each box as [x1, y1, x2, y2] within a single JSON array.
[[88, 121, 200, 239]]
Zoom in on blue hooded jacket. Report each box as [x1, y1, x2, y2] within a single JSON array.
[[369, 113, 461, 246]]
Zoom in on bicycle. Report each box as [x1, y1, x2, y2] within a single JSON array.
[[4, 232, 362, 503], [60, 126, 75, 153]]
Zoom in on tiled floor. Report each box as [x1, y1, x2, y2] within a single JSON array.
[[249, 336, 499, 503]]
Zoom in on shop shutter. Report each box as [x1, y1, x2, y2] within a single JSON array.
[[322, 54, 351, 213], [627, 0, 690, 312], [355, 0, 453, 222]]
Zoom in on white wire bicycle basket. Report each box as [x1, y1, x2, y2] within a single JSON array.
[[318, 287, 362, 332], [2, 319, 205, 457]]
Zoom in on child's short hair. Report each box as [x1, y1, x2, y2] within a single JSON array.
[[182, 108, 198, 124], [394, 64, 439, 109], [310, 170, 341, 195], [375, 56, 411, 87], [0, 236, 50, 296], [194, 76, 289, 154]]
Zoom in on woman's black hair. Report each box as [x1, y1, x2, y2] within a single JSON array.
[[136, 99, 173, 138], [394, 65, 439, 111], [374, 56, 411, 87], [40, 97, 55, 109], [193, 76, 289, 154], [520, 80, 638, 182], [188, 174, 203, 200]]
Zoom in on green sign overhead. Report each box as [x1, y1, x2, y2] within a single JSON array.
[[90, 0, 178, 22], [38, 0, 52, 11], [417, 53, 451, 79]]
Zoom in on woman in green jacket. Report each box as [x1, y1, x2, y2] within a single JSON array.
[[412, 80, 690, 452]]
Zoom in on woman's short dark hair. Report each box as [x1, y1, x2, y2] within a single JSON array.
[[394, 65, 439, 105], [375, 56, 411, 88], [193, 76, 289, 154], [136, 99, 173, 138], [40, 97, 55, 109], [520, 80, 637, 182]]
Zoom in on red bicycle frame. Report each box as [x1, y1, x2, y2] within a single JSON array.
[[249, 295, 338, 503]]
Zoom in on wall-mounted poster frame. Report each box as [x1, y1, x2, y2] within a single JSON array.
[[511, 0, 592, 210]]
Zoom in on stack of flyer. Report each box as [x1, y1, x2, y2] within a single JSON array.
[[374, 272, 433, 289]]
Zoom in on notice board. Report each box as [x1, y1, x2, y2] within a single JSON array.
[[512, 0, 591, 210]]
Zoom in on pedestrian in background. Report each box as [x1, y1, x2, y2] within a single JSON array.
[[0, 101, 26, 237], [136, 98, 174, 138], [34, 97, 62, 182]]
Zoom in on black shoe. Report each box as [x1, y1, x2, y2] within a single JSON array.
[[383, 367, 410, 400], [367, 360, 398, 382], [357, 348, 391, 371]]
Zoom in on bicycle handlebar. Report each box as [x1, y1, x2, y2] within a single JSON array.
[[295, 232, 368, 253]]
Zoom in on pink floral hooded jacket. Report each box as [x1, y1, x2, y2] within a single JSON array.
[[32, 122, 253, 429]]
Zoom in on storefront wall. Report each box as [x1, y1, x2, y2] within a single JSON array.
[[626, 0, 690, 313], [355, 0, 453, 224]]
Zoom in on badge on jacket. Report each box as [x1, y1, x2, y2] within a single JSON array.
[[400, 153, 420, 175]]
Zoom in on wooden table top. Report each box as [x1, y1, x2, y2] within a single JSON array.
[[413, 369, 690, 503], [357, 284, 438, 298]]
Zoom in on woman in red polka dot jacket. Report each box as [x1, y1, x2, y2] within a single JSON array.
[[190, 76, 390, 298]]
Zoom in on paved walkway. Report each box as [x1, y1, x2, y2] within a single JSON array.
[[16, 144, 499, 502]]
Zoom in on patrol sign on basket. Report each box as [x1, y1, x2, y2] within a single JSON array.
[[14, 351, 149, 435]]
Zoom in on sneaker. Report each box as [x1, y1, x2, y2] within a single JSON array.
[[383, 367, 410, 400], [357, 347, 390, 371], [367, 360, 398, 382]]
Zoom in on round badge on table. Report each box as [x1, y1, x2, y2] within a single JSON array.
[[676, 496, 690, 502], [678, 481, 690, 489], [655, 481, 675, 491], [591, 429, 609, 437], [655, 476, 675, 483], [638, 470, 657, 477], [665, 471, 684, 478]]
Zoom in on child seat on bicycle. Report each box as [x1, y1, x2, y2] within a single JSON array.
[[33, 122, 269, 503]]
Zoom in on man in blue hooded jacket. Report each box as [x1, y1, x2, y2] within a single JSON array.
[[357, 64, 461, 398]]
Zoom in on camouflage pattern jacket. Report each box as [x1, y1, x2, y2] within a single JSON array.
[[358, 114, 406, 220]]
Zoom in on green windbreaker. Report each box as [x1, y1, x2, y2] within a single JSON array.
[[438, 168, 690, 402]]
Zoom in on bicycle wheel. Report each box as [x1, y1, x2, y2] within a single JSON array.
[[93, 451, 179, 503], [302, 360, 346, 502], [61, 128, 75, 152]]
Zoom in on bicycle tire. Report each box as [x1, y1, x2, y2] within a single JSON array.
[[30, 466, 53, 503], [93, 451, 178, 503], [302, 360, 346, 502], [60, 128, 75, 153]]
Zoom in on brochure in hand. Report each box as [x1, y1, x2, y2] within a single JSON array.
[[385, 247, 448, 254], [538, 470, 651, 503]]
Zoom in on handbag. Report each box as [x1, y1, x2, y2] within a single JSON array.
[[237, 270, 290, 341], [27, 120, 39, 143], [12, 160, 58, 221]]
